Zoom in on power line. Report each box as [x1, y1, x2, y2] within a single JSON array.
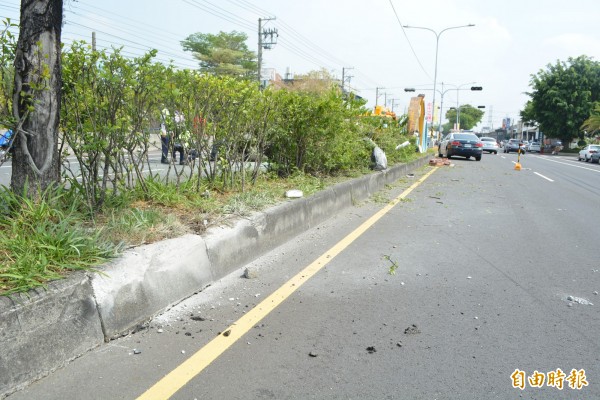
[[182, 0, 255, 31], [68, 1, 188, 44], [223, 0, 274, 18], [387, 0, 431, 80], [3, 0, 387, 98], [65, 21, 194, 64], [65, 11, 189, 58], [275, 19, 347, 67]]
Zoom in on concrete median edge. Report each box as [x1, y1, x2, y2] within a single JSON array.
[[0, 155, 431, 398]]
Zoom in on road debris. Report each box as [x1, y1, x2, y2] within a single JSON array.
[[566, 295, 593, 306], [404, 324, 421, 335], [285, 189, 303, 198], [429, 158, 451, 167], [243, 267, 258, 279]]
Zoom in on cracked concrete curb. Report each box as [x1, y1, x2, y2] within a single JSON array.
[[0, 156, 430, 397]]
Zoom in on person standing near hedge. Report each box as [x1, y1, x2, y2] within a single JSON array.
[[160, 107, 172, 164]]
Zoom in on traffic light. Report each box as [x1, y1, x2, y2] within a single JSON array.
[[471, 86, 483, 91], [477, 105, 486, 108], [404, 88, 415, 92]]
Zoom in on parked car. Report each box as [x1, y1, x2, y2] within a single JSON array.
[[578, 144, 600, 162], [480, 137, 499, 154], [503, 139, 526, 154], [438, 132, 483, 161], [527, 142, 541, 152], [591, 150, 600, 164]]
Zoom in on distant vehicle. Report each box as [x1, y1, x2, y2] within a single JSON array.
[[578, 144, 600, 162], [591, 150, 600, 164], [527, 142, 541, 152], [503, 139, 526, 154], [438, 132, 483, 161], [480, 137, 499, 154]]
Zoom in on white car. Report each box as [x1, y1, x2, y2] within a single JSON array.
[[527, 142, 541, 152], [578, 144, 600, 162], [480, 137, 499, 154]]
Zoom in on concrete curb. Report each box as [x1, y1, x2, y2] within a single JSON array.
[[0, 274, 104, 397], [0, 156, 431, 397], [92, 234, 214, 340]]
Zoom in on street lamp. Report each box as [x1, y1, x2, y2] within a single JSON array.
[[403, 23, 475, 140]]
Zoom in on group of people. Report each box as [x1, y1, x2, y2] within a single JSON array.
[[160, 108, 186, 165]]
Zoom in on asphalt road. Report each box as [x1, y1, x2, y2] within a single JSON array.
[[7, 151, 600, 400], [0, 152, 171, 188], [0, 150, 267, 188]]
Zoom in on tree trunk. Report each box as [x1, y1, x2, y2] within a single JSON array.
[[11, 0, 62, 198]]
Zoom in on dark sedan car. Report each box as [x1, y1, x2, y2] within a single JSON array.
[[438, 132, 483, 161]]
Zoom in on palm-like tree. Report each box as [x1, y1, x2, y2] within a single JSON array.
[[581, 103, 600, 135]]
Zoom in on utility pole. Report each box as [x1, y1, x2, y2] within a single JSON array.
[[92, 31, 96, 51], [375, 87, 385, 106], [257, 17, 277, 88], [341, 67, 354, 93]]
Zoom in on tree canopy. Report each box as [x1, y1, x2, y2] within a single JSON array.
[[181, 31, 257, 79], [442, 104, 484, 132], [525, 55, 600, 146]]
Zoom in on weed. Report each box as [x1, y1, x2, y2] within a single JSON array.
[[371, 192, 390, 204], [384, 254, 399, 275]]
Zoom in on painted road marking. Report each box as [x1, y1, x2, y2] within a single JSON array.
[[136, 166, 439, 400], [534, 155, 600, 173], [534, 172, 554, 182]]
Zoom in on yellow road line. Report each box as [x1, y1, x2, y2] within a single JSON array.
[[137, 166, 438, 400]]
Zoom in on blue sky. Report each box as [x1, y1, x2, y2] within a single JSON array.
[[1, 0, 598, 130]]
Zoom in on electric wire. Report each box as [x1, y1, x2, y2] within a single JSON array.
[[65, 12, 191, 60], [2, 0, 389, 102], [68, 0, 189, 44], [182, 0, 255, 31], [223, 0, 274, 18], [387, 0, 431, 80], [65, 22, 196, 68]]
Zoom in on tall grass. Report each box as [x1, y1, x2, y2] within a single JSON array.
[[0, 186, 121, 295], [0, 150, 422, 295]]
